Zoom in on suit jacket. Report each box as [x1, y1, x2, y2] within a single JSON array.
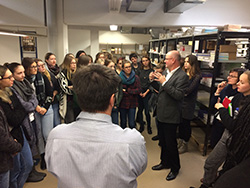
[[157, 67, 188, 124]]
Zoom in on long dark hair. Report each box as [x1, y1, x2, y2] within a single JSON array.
[[223, 94, 250, 172], [183, 54, 200, 79]]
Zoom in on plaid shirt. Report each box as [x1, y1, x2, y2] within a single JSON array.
[[119, 75, 141, 109]]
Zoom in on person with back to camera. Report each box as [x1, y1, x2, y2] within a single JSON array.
[[45, 64, 147, 188], [150, 50, 188, 181], [178, 54, 202, 154]]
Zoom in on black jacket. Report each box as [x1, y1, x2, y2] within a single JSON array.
[[0, 106, 22, 173]]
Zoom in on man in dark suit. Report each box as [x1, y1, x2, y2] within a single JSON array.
[[150, 50, 188, 181]]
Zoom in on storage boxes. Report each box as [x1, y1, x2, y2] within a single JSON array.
[[224, 24, 241, 31], [219, 45, 237, 53]]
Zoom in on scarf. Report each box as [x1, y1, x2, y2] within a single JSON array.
[[12, 78, 34, 102], [0, 87, 13, 104], [47, 63, 60, 76], [34, 72, 46, 103], [120, 70, 136, 85]]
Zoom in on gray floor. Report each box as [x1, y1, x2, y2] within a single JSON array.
[[24, 121, 207, 188]]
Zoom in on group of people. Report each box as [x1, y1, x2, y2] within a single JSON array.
[[1, 48, 250, 188]]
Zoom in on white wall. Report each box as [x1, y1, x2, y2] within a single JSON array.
[[0, 35, 48, 64], [0, 0, 45, 26], [68, 29, 151, 58], [68, 28, 91, 56], [0, 35, 20, 64]]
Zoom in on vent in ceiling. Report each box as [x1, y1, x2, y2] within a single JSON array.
[[126, 0, 153, 12], [109, 0, 123, 13], [164, 0, 206, 13]]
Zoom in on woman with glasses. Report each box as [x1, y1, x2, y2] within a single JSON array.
[[199, 68, 246, 188], [0, 65, 24, 188], [119, 60, 141, 129], [34, 58, 53, 170], [58, 54, 77, 123], [210, 68, 245, 148], [6, 62, 47, 184]]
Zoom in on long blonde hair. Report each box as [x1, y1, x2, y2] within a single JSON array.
[[60, 53, 76, 80]]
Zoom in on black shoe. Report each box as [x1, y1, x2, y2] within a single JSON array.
[[147, 126, 152, 134], [139, 124, 144, 133], [152, 164, 170, 171], [40, 153, 47, 170], [166, 171, 178, 181], [33, 167, 46, 177], [152, 135, 159, 141], [199, 184, 209, 188], [26, 170, 44, 182]]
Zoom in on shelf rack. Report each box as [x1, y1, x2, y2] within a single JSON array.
[[149, 31, 250, 155]]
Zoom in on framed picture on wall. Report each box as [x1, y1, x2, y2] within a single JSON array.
[[19, 35, 38, 60]]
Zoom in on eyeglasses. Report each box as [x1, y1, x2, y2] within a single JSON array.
[[38, 64, 45, 68], [30, 66, 38, 69], [1, 75, 14, 80], [124, 66, 131, 69], [228, 75, 238, 78]]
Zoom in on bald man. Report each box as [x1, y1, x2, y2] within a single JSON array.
[[150, 51, 188, 181]]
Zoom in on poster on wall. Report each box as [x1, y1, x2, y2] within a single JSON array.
[[19, 36, 37, 59]]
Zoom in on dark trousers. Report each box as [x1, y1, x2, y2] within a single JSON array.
[[179, 118, 191, 142], [137, 93, 151, 127], [158, 120, 180, 172]]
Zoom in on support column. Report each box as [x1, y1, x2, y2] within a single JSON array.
[[56, 0, 68, 65], [90, 29, 99, 60]]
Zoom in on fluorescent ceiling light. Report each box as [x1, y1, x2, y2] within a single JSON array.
[[110, 25, 118, 31], [0, 31, 27, 37]]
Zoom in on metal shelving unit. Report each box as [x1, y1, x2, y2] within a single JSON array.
[[148, 31, 250, 155]]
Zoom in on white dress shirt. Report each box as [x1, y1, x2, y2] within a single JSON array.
[[162, 66, 181, 86], [45, 111, 147, 188]]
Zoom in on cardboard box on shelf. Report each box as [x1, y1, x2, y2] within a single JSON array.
[[224, 24, 241, 31], [219, 45, 237, 53], [207, 41, 216, 50], [210, 51, 237, 61]]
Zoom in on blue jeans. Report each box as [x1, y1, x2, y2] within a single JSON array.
[[10, 131, 33, 188], [120, 108, 136, 129], [0, 170, 9, 188], [37, 105, 54, 142], [52, 103, 61, 127], [111, 107, 119, 125]]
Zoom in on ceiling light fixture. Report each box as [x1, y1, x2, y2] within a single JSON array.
[[0, 31, 28, 37], [110, 25, 118, 31]]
